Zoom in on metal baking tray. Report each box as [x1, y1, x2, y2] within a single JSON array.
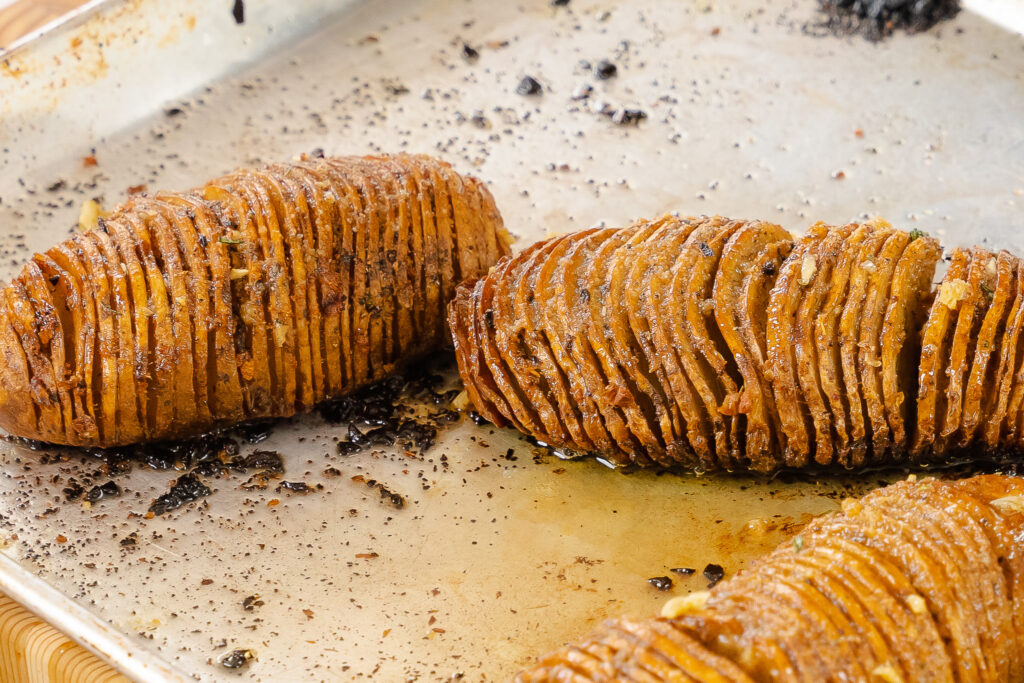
[[0, 0, 1021, 680]]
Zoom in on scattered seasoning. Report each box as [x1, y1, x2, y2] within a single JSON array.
[[816, 0, 960, 41], [793, 535, 805, 552], [149, 473, 211, 516], [551, 0, 570, 5], [609, 107, 646, 125], [46, 180, 66, 192], [302, 609, 315, 620], [648, 576, 673, 591], [461, 43, 479, 62], [242, 595, 264, 611], [703, 563, 725, 588], [55, 535, 67, 544], [711, 26, 721, 36], [84, 480, 121, 503], [670, 567, 696, 576], [231, 0, 245, 25], [220, 649, 255, 670], [355, 552, 379, 559], [908, 228, 926, 242], [119, 532, 137, 547], [571, 83, 593, 100], [276, 481, 323, 494], [218, 235, 244, 244], [515, 76, 543, 96], [82, 155, 98, 167], [164, 107, 184, 117], [594, 60, 617, 80], [126, 184, 147, 195], [832, 170, 846, 180]]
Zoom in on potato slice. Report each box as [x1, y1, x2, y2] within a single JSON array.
[[558, 228, 640, 462], [514, 234, 594, 451], [814, 225, 874, 467], [477, 253, 549, 437], [100, 216, 149, 437], [742, 239, 793, 464], [961, 251, 1016, 447], [4, 275, 65, 443], [601, 218, 677, 466], [941, 247, 997, 445], [257, 170, 317, 409], [534, 232, 621, 457], [136, 202, 197, 430], [400, 158, 442, 359], [985, 255, 1024, 449], [649, 221, 725, 470], [86, 228, 144, 444], [630, 217, 703, 467], [714, 221, 793, 470], [859, 230, 912, 463], [839, 226, 893, 467], [372, 159, 416, 363], [494, 234, 573, 446], [791, 225, 851, 467], [664, 218, 742, 469], [913, 248, 970, 459], [218, 173, 297, 413], [768, 224, 831, 467], [32, 253, 94, 444], [19, 260, 75, 444], [880, 234, 942, 457], [272, 166, 328, 402], [0, 290, 39, 441]]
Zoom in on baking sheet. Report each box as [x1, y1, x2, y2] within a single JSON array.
[[0, 0, 1022, 680]]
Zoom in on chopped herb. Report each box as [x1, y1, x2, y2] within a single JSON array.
[[218, 235, 244, 245]]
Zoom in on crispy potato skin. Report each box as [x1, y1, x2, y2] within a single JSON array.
[[0, 154, 509, 447], [516, 473, 1024, 682], [452, 217, 1024, 472]]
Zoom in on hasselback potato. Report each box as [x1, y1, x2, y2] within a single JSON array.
[[0, 154, 510, 447], [517, 473, 1024, 682], [449, 214, 1022, 472]]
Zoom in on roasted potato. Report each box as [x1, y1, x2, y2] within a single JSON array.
[[449, 216, 1022, 472], [0, 154, 511, 447]]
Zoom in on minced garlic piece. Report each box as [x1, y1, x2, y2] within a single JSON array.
[[78, 198, 109, 231], [906, 594, 927, 614], [451, 390, 472, 412], [938, 278, 969, 309], [800, 255, 817, 286], [230, 268, 250, 280], [661, 591, 710, 618], [991, 495, 1024, 515], [871, 663, 904, 683], [860, 260, 876, 273], [987, 257, 998, 276]]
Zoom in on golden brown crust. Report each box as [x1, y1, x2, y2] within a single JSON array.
[[880, 235, 942, 457], [914, 248, 971, 459], [715, 221, 793, 471], [0, 155, 505, 446]]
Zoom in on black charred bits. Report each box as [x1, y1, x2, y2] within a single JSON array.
[[516, 76, 543, 96], [231, 0, 245, 25], [241, 595, 264, 611], [817, 0, 959, 41], [594, 60, 617, 80], [648, 576, 673, 591], [149, 473, 211, 516], [220, 649, 255, 669], [322, 362, 456, 457], [551, 0, 570, 6], [367, 480, 405, 508], [84, 480, 121, 503], [703, 563, 725, 588]]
